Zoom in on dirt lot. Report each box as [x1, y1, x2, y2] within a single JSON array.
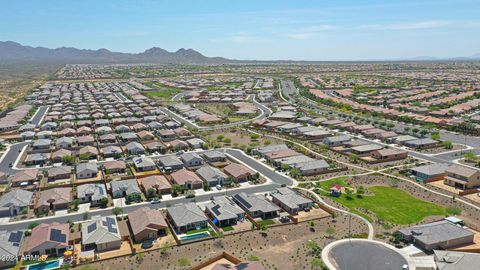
[[84, 215, 367, 270]]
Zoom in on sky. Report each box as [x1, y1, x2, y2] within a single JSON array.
[[1, 0, 479, 60]]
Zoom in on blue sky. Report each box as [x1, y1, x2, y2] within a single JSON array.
[[1, 0, 479, 60]]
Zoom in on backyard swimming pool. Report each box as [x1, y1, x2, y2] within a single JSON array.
[[180, 231, 210, 241], [26, 259, 63, 270]]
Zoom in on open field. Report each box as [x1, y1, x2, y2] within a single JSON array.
[[319, 184, 446, 225]]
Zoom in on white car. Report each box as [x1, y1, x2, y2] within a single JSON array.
[[216, 185, 222, 190]]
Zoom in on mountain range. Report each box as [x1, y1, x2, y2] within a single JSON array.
[[0, 41, 479, 63], [0, 41, 230, 64]]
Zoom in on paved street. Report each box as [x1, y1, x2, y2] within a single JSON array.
[[0, 148, 290, 231], [29, 105, 49, 126]]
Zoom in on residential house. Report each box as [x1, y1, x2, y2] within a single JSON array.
[[10, 169, 39, 188], [166, 203, 209, 233], [370, 148, 408, 162], [170, 168, 203, 189], [0, 230, 24, 268], [322, 135, 351, 147], [140, 175, 172, 195], [202, 150, 227, 163], [125, 141, 145, 155], [77, 183, 107, 206], [410, 163, 449, 182], [270, 187, 314, 215], [103, 160, 127, 175], [180, 152, 204, 167], [157, 156, 184, 172], [110, 179, 142, 198], [82, 215, 121, 252], [0, 189, 33, 217], [76, 162, 98, 179], [223, 163, 255, 183], [23, 223, 69, 256], [133, 156, 156, 172], [398, 220, 474, 251], [128, 207, 168, 242], [47, 166, 72, 181], [232, 192, 280, 219], [35, 187, 72, 212], [444, 164, 480, 189], [205, 196, 245, 227], [196, 165, 228, 187]]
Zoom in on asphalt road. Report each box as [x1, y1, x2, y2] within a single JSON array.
[[330, 241, 408, 270], [0, 148, 289, 231], [0, 142, 28, 175], [29, 106, 49, 126]]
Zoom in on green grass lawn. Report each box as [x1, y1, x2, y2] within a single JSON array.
[[185, 227, 211, 235], [316, 176, 349, 191], [257, 219, 276, 226], [144, 88, 180, 99], [327, 186, 446, 225], [222, 226, 234, 232]]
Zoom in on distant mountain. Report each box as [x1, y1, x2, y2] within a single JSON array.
[[0, 41, 231, 64]]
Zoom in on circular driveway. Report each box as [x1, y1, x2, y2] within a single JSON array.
[[322, 239, 412, 270]]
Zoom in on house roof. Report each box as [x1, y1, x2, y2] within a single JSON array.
[[434, 250, 480, 270], [224, 163, 255, 178], [128, 207, 167, 236], [110, 179, 141, 194], [37, 187, 72, 208], [399, 220, 473, 246], [0, 189, 33, 209], [76, 162, 98, 174], [77, 183, 107, 201], [205, 196, 245, 221], [170, 168, 203, 186], [0, 230, 23, 258], [446, 164, 480, 178], [141, 175, 172, 191], [270, 187, 313, 210], [11, 169, 38, 183], [410, 163, 449, 176], [82, 215, 121, 245], [196, 165, 227, 183], [233, 192, 280, 213], [167, 202, 208, 227], [25, 222, 69, 252]]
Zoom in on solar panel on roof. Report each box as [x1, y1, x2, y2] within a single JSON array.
[[87, 223, 97, 233], [8, 231, 23, 243], [50, 228, 66, 243]]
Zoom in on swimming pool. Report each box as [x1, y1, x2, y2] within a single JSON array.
[[180, 231, 210, 241], [26, 259, 63, 270]]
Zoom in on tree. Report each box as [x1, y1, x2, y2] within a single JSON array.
[[100, 197, 109, 208], [463, 151, 477, 162], [79, 153, 91, 161], [443, 140, 453, 149], [146, 188, 157, 199], [280, 163, 291, 171], [345, 189, 354, 200], [250, 133, 260, 140], [431, 132, 441, 140], [112, 207, 123, 217], [356, 185, 365, 198], [61, 155, 74, 165], [28, 222, 40, 230], [216, 135, 224, 141], [223, 137, 232, 144], [264, 139, 271, 146]]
